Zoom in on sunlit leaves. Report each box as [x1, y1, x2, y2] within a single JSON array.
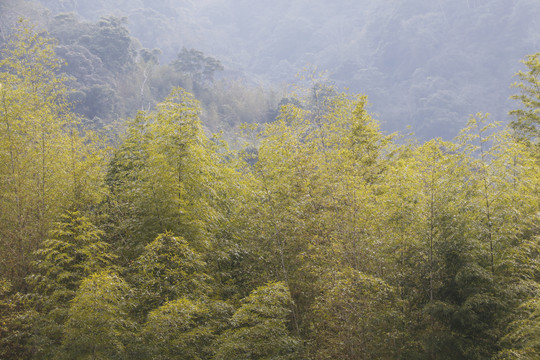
[[497, 297, 540, 359], [27, 211, 116, 358], [133, 232, 210, 318], [510, 52, 540, 145], [214, 282, 300, 360], [30, 211, 115, 302], [311, 268, 403, 360], [142, 297, 232, 359], [0, 21, 106, 286], [106, 87, 234, 258], [63, 271, 133, 359]]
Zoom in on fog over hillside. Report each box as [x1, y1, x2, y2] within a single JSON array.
[[9, 0, 540, 138], [1, 2, 539, 359]]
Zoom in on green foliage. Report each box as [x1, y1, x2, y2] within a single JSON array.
[[63, 271, 134, 359], [310, 268, 403, 360], [104, 88, 206, 251], [133, 232, 210, 318], [28, 210, 116, 358], [510, 53, 540, 146], [30, 211, 115, 303], [247, 79, 396, 334], [0, 20, 72, 283], [0, 13, 538, 360], [0, 20, 104, 289], [0, 279, 36, 359], [214, 282, 300, 360], [105, 86, 242, 268], [104, 113, 153, 258], [424, 244, 503, 358], [496, 297, 540, 359], [142, 297, 232, 359]]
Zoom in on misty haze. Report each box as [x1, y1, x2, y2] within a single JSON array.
[[0, 0, 539, 359]]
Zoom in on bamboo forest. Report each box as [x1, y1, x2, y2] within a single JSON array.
[[0, 1, 539, 359]]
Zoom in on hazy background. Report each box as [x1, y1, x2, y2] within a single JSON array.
[[2, 0, 539, 139]]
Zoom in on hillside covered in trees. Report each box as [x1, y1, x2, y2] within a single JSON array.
[[0, 4, 539, 360], [2, 0, 540, 139], [3, 0, 539, 139], [0, 0, 283, 138]]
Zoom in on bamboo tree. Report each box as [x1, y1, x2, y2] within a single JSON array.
[[214, 282, 300, 360], [0, 21, 103, 288], [457, 114, 508, 274], [416, 140, 463, 302], [28, 211, 116, 358], [510, 52, 540, 147], [132, 232, 210, 320], [310, 268, 402, 360], [63, 271, 134, 359], [142, 297, 232, 359], [105, 88, 234, 261]]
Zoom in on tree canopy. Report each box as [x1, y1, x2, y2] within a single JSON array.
[[0, 15, 538, 360]]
